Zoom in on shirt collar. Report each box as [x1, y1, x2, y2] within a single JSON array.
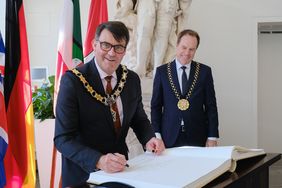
[[175, 58, 191, 71]]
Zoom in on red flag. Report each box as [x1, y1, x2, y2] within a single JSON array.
[[3, 0, 36, 187], [84, 0, 108, 62]]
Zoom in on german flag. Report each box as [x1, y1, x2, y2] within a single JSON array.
[[4, 0, 36, 187]]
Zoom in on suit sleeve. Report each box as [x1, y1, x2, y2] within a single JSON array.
[[150, 67, 164, 133], [129, 73, 155, 146], [54, 72, 102, 173], [204, 67, 219, 138]]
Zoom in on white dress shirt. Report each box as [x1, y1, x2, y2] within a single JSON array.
[[95, 60, 124, 125]]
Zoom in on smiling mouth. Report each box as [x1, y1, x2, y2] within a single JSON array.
[[105, 57, 115, 62]]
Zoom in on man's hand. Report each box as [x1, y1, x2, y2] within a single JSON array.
[[205, 139, 218, 147], [145, 137, 165, 155], [96, 153, 127, 173]]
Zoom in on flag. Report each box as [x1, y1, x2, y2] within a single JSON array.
[[0, 31, 4, 74], [3, 0, 36, 187], [0, 74, 8, 188], [54, 0, 84, 112], [0, 30, 8, 188], [84, 0, 108, 62], [52, 0, 84, 187]]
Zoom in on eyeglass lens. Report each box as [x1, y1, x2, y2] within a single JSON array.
[[99, 41, 125, 54]]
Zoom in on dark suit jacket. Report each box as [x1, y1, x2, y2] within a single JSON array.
[[151, 60, 219, 148], [54, 59, 154, 187]]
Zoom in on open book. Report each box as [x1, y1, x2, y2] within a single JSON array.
[[88, 146, 265, 188]]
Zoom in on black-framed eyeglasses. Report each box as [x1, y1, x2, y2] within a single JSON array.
[[97, 41, 126, 54]]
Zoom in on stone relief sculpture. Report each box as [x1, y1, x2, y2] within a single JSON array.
[[114, 0, 138, 70], [115, 0, 193, 77], [135, 0, 178, 77], [176, 0, 193, 33]]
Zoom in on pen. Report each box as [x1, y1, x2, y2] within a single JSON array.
[[112, 153, 130, 167]]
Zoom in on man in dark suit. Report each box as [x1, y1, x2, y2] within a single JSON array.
[[151, 29, 219, 148], [54, 21, 165, 187]]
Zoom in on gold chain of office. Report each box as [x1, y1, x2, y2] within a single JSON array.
[[167, 62, 200, 111], [71, 65, 128, 106]]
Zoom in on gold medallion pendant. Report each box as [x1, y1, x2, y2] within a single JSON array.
[[177, 99, 189, 111], [167, 62, 200, 112]]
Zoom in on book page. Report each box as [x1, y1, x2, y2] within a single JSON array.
[[88, 146, 265, 188], [166, 146, 234, 159], [231, 146, 265, 161], [88, 148, 232, 188], [173, 146, 265, 161]]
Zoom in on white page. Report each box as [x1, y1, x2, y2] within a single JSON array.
[[166, 146, 235, 159], [231, 146, 265, 160], [88, 146, 265, 187], [88, 148, 232, 188]]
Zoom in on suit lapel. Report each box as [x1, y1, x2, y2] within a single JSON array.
[[187, 61, 196, 90], [88, 59, 106, 96], [117, 66, 129, 135]]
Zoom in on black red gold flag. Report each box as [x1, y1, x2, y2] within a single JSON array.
[[4, 0, 36, 187]]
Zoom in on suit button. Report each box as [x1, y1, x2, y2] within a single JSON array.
[[181, 125, 185, 132]]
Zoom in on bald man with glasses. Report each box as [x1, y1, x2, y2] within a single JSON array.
[[54, 21, 165, 188]]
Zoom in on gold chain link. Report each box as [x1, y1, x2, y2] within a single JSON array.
[[167, 62, 200, 100], [71, 65, 128, 106]]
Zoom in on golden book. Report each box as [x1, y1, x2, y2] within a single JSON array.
[[88, 146, 265, 188]]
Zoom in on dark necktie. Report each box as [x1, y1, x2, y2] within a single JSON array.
[[105, 76, 121, 136], [181, 66, 188, 96]]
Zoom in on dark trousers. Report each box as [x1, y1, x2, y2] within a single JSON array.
[[173, 127, 190, 147], [173, 126, 206, 147]]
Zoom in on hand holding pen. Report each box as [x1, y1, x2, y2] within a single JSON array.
[[96, 153, 129, 173], [145, 137, 165, 155]]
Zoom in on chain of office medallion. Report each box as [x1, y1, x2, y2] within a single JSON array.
[[71, 65, 128, 106], [167, 62, 200, 100]]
